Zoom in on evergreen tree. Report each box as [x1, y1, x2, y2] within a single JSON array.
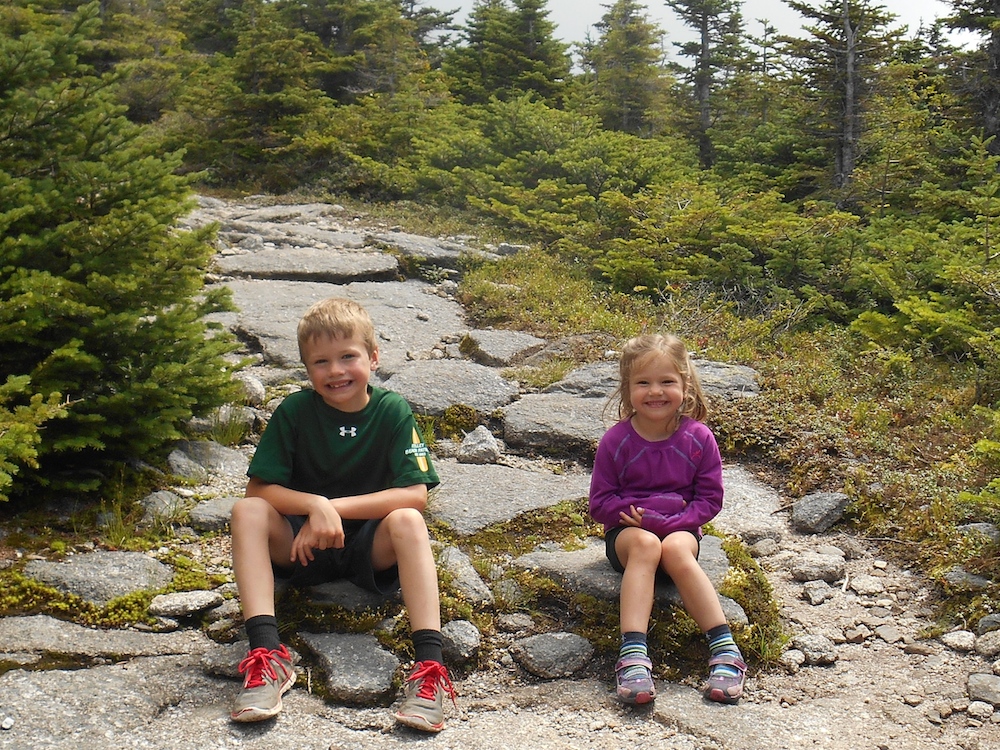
[[443, 0, 571, 106], [0, 3, 240, 498], [164, 0, 338, 188], [784, 0, 903, 200], [666, 0, 746, 168], [945, 0, 1000, 153], [578, 0, 670, 135]]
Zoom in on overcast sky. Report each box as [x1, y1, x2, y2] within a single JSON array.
[[445, 1, 975, 52]]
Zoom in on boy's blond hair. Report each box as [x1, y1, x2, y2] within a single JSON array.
[[609, 333, 709, 422], [297, 298, 377, 360]]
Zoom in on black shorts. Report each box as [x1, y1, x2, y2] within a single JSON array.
[[272, 516, 400, 595], [604, 526, 701, 575]]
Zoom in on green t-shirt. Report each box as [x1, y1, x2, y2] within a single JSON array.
[[248, 386, 439, 512]]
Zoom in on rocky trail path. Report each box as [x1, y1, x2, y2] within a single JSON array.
[[0, 196, 998, 750]]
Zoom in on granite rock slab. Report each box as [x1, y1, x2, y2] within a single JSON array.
[[429, 458, 591, 535]]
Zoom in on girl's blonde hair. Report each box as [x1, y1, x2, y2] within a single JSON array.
[[297, 297, 377, 361], [609, 334, 709, 422]]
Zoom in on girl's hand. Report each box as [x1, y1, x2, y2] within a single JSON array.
[[619, 504, 645, 527]]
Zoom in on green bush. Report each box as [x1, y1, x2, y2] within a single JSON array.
[[0, 4, 240, 500]]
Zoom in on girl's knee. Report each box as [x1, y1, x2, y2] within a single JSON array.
[[621, 529, 662, 567]]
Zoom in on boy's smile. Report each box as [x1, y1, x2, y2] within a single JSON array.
[[302, 333, 379, 412]]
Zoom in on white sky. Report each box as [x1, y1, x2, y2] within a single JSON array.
[[444, 1, 977, 52]]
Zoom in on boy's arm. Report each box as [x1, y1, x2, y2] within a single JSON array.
[[328, 483, 428, 519], [245, 477, 428, 522]]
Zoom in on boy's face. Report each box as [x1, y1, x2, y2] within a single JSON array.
[[302, 332, 379, 413]]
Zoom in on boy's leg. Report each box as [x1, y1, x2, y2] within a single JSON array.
[[371, 508, 455, 732], [231, 495, 296, 619], [229, 495, 297, 722], [659, 532, 746, 704], [370, 507, 441, 632], [612, 528, 661, 704]]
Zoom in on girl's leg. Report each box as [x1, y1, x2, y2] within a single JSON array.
[[613, 528, 662, 704], [615, 527, 662, 633], [657, 532, 726, 631], [659, 532, 745, 703]]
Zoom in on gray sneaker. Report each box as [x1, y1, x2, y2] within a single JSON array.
[[393, 661, 456, 732], [230, 645, 296, 722]]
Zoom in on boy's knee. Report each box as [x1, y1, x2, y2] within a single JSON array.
[[384, 507, 428, 536], [231, 495, 270, 528]]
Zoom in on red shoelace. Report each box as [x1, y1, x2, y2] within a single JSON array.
[[408, 660, 457, 703], [238, 646, 290, 689]]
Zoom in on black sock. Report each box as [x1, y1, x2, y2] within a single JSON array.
[[412, 628, 444, 664], [245, 614, 281, 652]]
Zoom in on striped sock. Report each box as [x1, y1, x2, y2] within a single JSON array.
[[706, 624, 742, 678], [619, 631, 649, 679]]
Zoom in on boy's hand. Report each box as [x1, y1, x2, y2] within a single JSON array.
[[291, 498, 345, 566]]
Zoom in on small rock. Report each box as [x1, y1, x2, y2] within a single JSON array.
[[874, 624, 903, 644], [509, 632, 593, 679], [149, 590, 224, 618], [969, 673, 1000, 707], [978, 613, 1000, 636], [968, 700, 995, 721], [844, 624, 871, 644], [748, 538, 780, 557], [778, 649, 806, 673], [941, 630, 977, 652], [790, 491, 849, 533], [802, 580, 835, 605], [849, 574, 886, 596], [791, 553, 845, 583], [1, 716, 13, 730], [791, 634, 837, 666], [442, 620, 481, 664], [456, 425, 503, 465], [977, 630, 1000, 659]]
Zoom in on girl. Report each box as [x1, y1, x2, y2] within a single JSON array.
[[589, 334, 746, 705]]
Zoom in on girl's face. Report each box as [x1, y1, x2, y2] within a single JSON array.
[[628, 353, 686, 439]]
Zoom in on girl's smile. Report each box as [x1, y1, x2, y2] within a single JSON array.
[[628, 354, 686, 441]]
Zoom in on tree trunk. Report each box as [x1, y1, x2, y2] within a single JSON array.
[[837, 0, 858, 190]]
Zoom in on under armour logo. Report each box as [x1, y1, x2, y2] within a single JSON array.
[[340, 426, 357, 438]]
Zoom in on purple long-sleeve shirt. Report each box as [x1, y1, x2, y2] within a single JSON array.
[[588, 416, 724, 537]]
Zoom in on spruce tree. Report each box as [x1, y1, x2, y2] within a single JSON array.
[[578, 0, 670, 135], [666, 0, 746, 168], [0, 3, 240, 499], [443, 0, 570, 106]]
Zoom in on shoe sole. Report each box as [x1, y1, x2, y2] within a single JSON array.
[[618, 689, 655, 705], [394, 711, 445, 733], [706, 687, 741, 704]]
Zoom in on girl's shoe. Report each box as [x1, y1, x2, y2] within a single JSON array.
[[615, 655, 656, 704], [704, 653, 747, 704]]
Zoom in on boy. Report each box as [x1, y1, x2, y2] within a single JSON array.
[[229, 297, 453, 732]]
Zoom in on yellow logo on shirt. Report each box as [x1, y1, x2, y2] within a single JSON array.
[[408, 427, 429, 472]]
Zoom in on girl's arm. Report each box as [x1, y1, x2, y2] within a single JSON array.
[[638, 437, 724, 536], [588, 442, 638, 527]]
